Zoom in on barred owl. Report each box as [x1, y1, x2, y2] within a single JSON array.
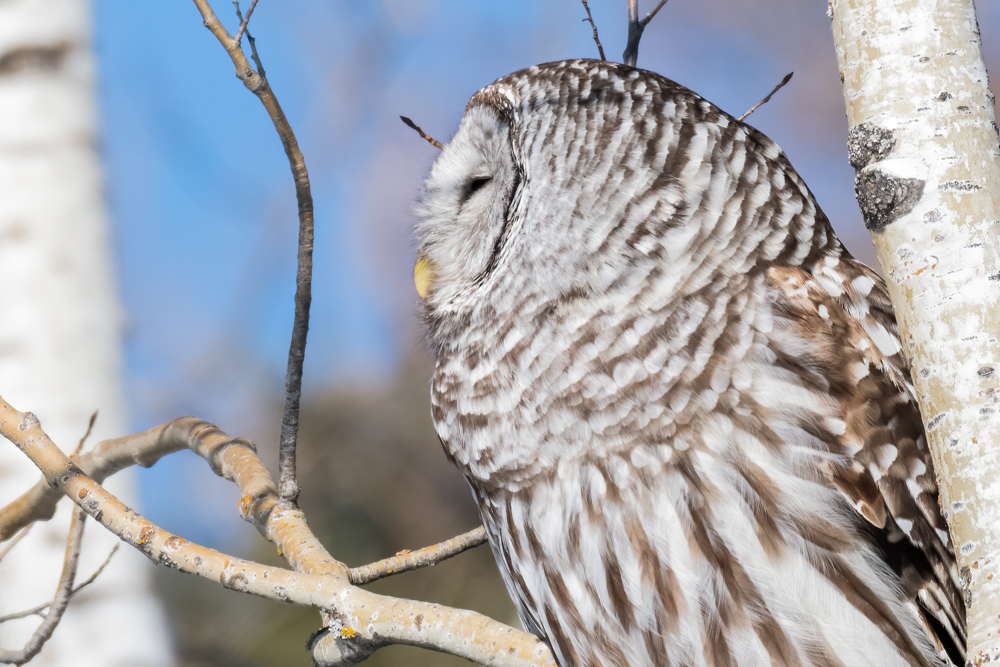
[[414, 60, 965, 667]]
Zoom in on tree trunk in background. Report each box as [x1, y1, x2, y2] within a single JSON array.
[[0, 0, 172, 664], [829, 0, 1000, 663]]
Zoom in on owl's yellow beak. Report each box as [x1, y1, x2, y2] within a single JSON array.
[[414, 255, 436, 299]]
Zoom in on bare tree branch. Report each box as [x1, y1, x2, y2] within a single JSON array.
[[580, 1, 606, 61], [232, 0, 259, 46], [0, 420, 183, 540], [622, 0, 669, 67], [73, 543, 119, 591], [192, 0, 312, 510], [0, 6, 554, 665], [737, 72, 794, 122], [0, 544, 119, 624], [0, 405, 342, 600], [0, 412, 99, 540], [350, 526, 487, 585], [0, 507, 85, 665], [233, 1, 265, 75], [641, 0, 670, 26], [0, 416, 347, 578], [0, 414, 486, 581], [0, 395, 554, 666], [400, 116, 444, 150], [74, 410, 97, 455], [624, 0, 639, 66]]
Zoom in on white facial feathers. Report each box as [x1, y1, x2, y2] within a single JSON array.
[[416, 105, 518, 307]]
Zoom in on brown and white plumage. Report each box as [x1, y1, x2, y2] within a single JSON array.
[[415, 59, 965, 666]]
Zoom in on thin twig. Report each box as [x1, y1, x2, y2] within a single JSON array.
[[0, 508, 86, 665], [69, 543, 118, 595], [231, 0, 305, 511], [249, 18, 310, 514], [73, 410, 98, 456], [245, 28, 265, 76], [232, 0, 259, 46], [737, 72, 794, 122], [0, 524, 31, 564], [234, 2, 265, 76], [622, 0, 670, 67], [0, 544, 119, 624], [400, 116, 444, 150], [641, 0, 670, 26], [580, 1, 606, 61], [350, 526, 487, 585], [194, 0, 314, 510]]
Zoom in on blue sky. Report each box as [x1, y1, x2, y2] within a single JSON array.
[[91, 1, 999, 546]]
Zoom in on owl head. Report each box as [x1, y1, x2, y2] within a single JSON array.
[[415, 59, 824, 351]]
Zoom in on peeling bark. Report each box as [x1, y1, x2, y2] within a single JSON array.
[[829, 0, 1000, 663]]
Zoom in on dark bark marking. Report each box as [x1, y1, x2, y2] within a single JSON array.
[[0, 42, 70, 75], [855, 169, 925, 232], [848, 122, 896, 170]]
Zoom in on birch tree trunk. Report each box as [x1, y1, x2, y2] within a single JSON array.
[[829, 0, 1000, 663], [0, 0, 172, 664]]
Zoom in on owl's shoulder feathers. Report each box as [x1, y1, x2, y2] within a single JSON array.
[[766, 258, 965, 663]]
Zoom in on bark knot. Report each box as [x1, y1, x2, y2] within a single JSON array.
[[846, 123, 925, 232], [855, 170, 925, 232], [848, 122, 896, 170]]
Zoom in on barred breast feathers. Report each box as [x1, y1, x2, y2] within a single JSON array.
[[417, 59, 963, 667]]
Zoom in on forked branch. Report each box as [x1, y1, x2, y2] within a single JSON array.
[[0, 544, 118, 624], [623, 0, 669, 67], [0, 4, 559, 666], [0, 415, 346, 575], [232, 0, 259, 45], [0, 508, 86, 665], [0, 397, 554, 666]]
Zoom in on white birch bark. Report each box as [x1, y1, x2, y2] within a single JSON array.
[[0, 0, 172, 664], [829, 0, 1000, 663]]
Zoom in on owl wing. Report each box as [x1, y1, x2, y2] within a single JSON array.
[[766, 258, 965, 664]]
